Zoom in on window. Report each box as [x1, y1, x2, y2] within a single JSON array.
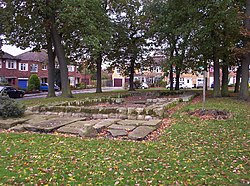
[[30, 64, 38, 72], [68, 65, 75, 72], [19, 63, 28, 71], [42, 64, 47, 70], [0, 59, 2, 68], [6, 60, 16, 69]]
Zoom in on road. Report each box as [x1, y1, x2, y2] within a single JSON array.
[[21, 87, 124, 100]]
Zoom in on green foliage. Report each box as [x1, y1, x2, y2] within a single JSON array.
[[27, 74, 40, 91], [0, 97, 26, 118]]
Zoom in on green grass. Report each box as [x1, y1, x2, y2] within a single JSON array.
[[1, 97, 249, 185]]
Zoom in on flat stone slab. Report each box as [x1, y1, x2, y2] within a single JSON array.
[[128, 126, 156, 140], [57, 126, 98, 137], [117, 120, 146, 126], [93, 119, 121, 132], [0, 118, 29, 129], [107, 129, 127, 137], [66, 120, 100, 128], [143, 120, 162, 127], [24, 118, 84, 132], [108, 124, 136, 131]]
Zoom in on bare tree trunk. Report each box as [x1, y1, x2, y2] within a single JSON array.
[[239, 0, 250, 100], [96, 53, 102, 93], [221, 64, 229, 97], [169, 64, 174, 91], [239, 55, 249, 100], [129, 59, 135, 91], [213, 55, 221, 97], [46, 30, 56, 97], [175, 66, 180, 90], [234, 64, 241, 93], [51, 17, 72, 98]]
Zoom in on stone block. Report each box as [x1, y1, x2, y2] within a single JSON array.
[[108, 124, 136, 131], [117, 120, 146, 126], [128, 126, 156, 140], [107, 129, 127, 137], [93, 119, 120, 132]]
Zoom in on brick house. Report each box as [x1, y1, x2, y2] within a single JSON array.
[[0, 50, 91, 89]]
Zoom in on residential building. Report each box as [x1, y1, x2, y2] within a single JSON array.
[[0, 50, 91, 89]]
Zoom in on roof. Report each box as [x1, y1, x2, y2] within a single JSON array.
[[16, 49, 48, 62], [0, 51, 17, 60]]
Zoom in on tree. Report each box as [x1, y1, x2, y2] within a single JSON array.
[[108, 0, 151, 91], [27, 74, 40, 91]]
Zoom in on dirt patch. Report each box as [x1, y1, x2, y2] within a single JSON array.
[[188, 109, 231, 120]]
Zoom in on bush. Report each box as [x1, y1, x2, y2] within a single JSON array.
[[27, 74, 40, 91], [0, 97, 26, 118]]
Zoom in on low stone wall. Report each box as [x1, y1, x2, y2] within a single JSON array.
[[28, 93, 196, 120]]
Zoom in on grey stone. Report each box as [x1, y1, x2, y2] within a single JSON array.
[[137, 115, 145, 120], [128, 108, 136, 115], [108, 124, 136, 131], [143, 120, 162, 127], [57, 127, 81, 135], [80, 126, 98, 137], [117, 120, 146, 126], [25, 118, 83, 132], [9, 124, 31, 132], [93, 119, 120, 131], [108, 129, 127, 137], [145, 115, 153, 120], [135, 108, 144, 114], [102, 114, 109, 119], [66, 120, 99, 128], [128, 126, 156, 140], [0, 118, 29, 129], [128, 115, 137, 120], [118, 114, 128, 119]]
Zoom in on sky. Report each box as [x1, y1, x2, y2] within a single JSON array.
[[2, 45, 31, 56]]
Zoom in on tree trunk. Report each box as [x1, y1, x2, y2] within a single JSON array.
[[239, 0, 250, 100], [129, 59, 135, 91], [47, 36, 56, 97], [239, 55, 249, 100], [51, 17, 72, 98], [96, 53, 102, 93], [169, 64, 174, 91], [175, 66, 180, 90], [221, 64, 229, 97], [213, 55, 221, 97], [234, 64, 241, 93]]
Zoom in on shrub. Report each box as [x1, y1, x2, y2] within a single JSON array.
[[0, 97, 26, 118], [27, 74, 40, 91]]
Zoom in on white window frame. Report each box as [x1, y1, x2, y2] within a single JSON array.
[[30, 64, 38, 72], [68, 65, 75, 72], [42, 64, 47, 70], [19, 63, 28, 71], [6, 60, 17, 69]]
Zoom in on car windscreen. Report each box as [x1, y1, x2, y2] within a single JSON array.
[[0, 87, 4, 91]]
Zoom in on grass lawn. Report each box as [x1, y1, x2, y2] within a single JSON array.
[[0, 96, 249, 185]]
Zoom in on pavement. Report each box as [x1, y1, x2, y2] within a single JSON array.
[[22, 87, 123, 99], [1, 115, 162, 140]]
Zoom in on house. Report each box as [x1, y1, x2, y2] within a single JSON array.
[[111, 55, 165, 87], [0, 50, 91, 89]]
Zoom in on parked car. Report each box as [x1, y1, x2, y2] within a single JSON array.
[[40, 83, 60, 91], [0, 86, 25, 98], [140, 82, 149, 89], [166, 83, 188, 89]]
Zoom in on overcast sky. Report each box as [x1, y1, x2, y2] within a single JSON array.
[[2, 45, 31, 56]]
